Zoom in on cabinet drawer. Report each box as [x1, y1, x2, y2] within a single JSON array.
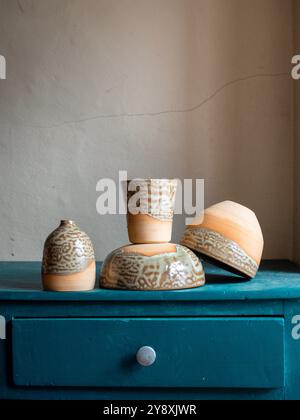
[[12, 317, 284, 389]]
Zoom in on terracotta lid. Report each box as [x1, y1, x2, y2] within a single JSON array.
[[180, 201, 264, 279]]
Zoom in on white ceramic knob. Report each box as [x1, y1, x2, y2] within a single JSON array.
[[136, 346, 156, 367]]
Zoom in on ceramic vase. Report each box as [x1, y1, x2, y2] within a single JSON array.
[[126, 179, 177, 244], [180, 201, 264, 278], [42, 220, 96, 291], [100, 243, 205, 290]]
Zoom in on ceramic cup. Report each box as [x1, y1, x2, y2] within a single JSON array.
[[42, 220, 96, 292], [126, 179, 177, 244]]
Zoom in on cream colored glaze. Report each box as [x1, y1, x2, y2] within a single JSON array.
[[42, 261, 96, 292], [122, 243, 177, 256], [187, 201, 264, 264], [127, 213, 173, 244]]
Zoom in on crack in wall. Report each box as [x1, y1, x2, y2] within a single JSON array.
[[20, 72, 289, 129], [17, 0, 25, 13]]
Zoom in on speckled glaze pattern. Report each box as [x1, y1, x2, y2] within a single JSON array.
[[181, 227, 258, 278], [42, 221, 95, 275], [127, 179, 177, 222], [100, 244, 205, 290]]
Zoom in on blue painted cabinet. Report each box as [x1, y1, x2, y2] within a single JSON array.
[[0, 260, 300, 400]]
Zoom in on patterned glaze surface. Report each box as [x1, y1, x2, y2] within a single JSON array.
[[100, 244, 205, 290], [127, 179, 177, 222], [181, 227, 258, 278], [42, 221, 95, 275]]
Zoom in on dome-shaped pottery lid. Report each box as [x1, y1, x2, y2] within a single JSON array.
[[100, 243, 205, 291], [180, 201, 264, 279]]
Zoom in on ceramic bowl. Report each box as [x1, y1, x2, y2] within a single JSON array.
[[42, 220, 96, 292], [126, 179, 177, 244], [180, 201, 264, 278], [100, 243, 205, 290]]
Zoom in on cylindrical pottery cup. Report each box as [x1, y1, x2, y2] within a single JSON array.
[[42, 220, 96, 292], [126, 179, 177, 244]]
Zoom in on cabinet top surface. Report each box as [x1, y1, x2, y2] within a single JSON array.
[[0, 260, 299, 302]]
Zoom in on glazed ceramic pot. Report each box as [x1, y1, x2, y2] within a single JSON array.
[[42, 220, 96, 292], [126, 179, 177, 244], [180, 201, 264, 279], [99, 243, 205, 291]]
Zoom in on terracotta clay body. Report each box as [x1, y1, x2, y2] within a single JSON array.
[[127, 214, 174, 244]]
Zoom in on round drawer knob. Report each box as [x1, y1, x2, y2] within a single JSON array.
[[136, 346, 156, 367]]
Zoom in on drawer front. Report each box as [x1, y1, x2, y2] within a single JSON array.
[[12, 317, 284, 389]]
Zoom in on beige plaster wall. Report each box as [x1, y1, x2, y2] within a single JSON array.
[[0, 0, 294, 261], [294, 0, 300, 264]]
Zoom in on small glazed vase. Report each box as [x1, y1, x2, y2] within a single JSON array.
[[126, 179, 177, 244], [180, 201, 264, 279], [42, 220, 96, 292], [100, 243, 205, 291]]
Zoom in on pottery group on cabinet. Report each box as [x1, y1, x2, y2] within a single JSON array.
[[42, 179, 264, 292]]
